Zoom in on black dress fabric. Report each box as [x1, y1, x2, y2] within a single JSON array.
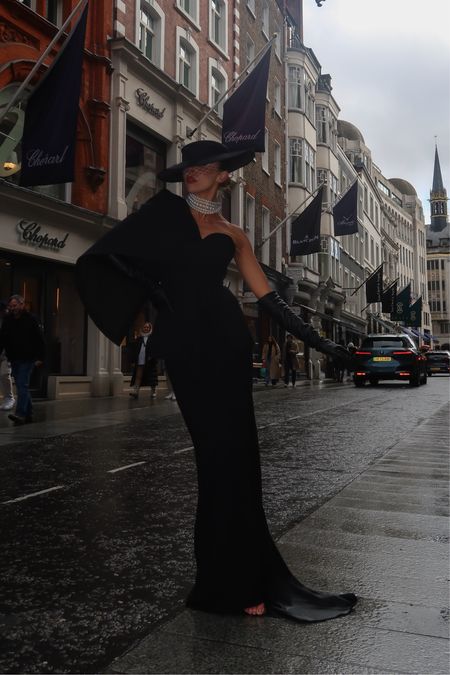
[[76, 191, 357, 621]]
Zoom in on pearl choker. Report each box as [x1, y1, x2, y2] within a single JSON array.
[[186, 193, 222, 215]]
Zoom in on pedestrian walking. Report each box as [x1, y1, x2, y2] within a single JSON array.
[[76, 140, 355, 622], [282, 333, 300, 387], [261, 335, 281, 386], [0, 301, 15, 411], [0, 295, 45, 425], [129, 322, 158, 399]]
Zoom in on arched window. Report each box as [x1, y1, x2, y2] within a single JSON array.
[[209, 59, 227, 116], [210, 0, 227, 52], [177, 0, 199, 24], [177, 29, 199, 95], [138, 1, 165, 68]]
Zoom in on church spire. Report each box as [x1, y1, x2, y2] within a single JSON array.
[[430, 143, 448, 232]]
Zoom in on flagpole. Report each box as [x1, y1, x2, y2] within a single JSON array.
[[350, 263, 383, 296], [255, 182, 325, 252], [187, 36, 276, 140], [0, 0, 88, 129]]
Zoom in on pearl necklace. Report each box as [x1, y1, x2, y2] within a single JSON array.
[[186, 192, 222, 215]]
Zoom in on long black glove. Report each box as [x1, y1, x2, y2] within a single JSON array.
[[258, 291, 351, 364], [108, 254, 172, 312]]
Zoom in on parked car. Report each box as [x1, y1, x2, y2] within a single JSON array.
[[352, 334, 427, 387], [425, 350, 450, 376]]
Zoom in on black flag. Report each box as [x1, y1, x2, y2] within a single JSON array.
[[290, 186, 324, 256], [222, 47, 271, 152], [381, 281, 397, 314], [333, 181, 358, 236], [391, 284, 411, 321], [406, 296, 422, 327], [20, 3, 88, 186], [365, 264, 383, 303]]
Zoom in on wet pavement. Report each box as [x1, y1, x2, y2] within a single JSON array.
[[0, 377, 449, 674]]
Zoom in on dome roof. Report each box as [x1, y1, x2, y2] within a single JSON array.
[[389, 178, 417, 196], [337, 120, 365, 143]]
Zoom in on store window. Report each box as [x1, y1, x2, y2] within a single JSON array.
[[125, 125, 165, 213]]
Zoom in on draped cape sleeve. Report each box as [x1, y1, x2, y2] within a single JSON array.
[[75, 189, 190, 345]]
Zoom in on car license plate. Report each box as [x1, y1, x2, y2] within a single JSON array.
[[373, 356, 392, 362], [431, 367, 441, 372]]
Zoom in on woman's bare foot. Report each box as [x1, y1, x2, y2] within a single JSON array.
[[244, 602, 266, 616]]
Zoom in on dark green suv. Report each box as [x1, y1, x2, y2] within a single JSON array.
[[353, 334, 428, 387]]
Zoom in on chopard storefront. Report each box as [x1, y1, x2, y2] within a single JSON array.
[[0, 180, 114, 398]]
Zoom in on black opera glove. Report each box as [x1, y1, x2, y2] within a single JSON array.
[[108, 255, 172, 312], [258, 291, 352, 364]]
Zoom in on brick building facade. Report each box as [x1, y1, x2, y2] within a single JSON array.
[[0, 0, 114, 398]]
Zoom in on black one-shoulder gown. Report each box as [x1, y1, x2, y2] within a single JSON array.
[[159, 226, 357, 621], [76, 190, 356, 621]]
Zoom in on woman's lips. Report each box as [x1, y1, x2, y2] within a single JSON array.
[[185, 175, 196, 183]]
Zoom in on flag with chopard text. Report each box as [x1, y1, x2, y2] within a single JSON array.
[[222, 46, 271, 153], [365, 264, 383, 303], [333, 181, 359, 236], [20, 3, 88, 186], [381, 280, 397, 314], [290, 186, 324, 256]]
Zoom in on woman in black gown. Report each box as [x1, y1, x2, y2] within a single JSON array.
[[76, 140, 357, 621]]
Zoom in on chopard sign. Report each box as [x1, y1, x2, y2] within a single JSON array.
[[17, 220, 69, 251], [135, 88, 166, 119]]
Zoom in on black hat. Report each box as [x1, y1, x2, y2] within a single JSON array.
[[158, 140, 255, 183]]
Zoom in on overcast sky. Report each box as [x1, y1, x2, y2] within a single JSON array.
[[303, 0, 450, 223]]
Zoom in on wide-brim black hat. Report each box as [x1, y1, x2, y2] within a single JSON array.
[[158, 140, 255, 183]]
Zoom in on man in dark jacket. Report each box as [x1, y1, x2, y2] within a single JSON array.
[[0, 295, 45, 425]]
